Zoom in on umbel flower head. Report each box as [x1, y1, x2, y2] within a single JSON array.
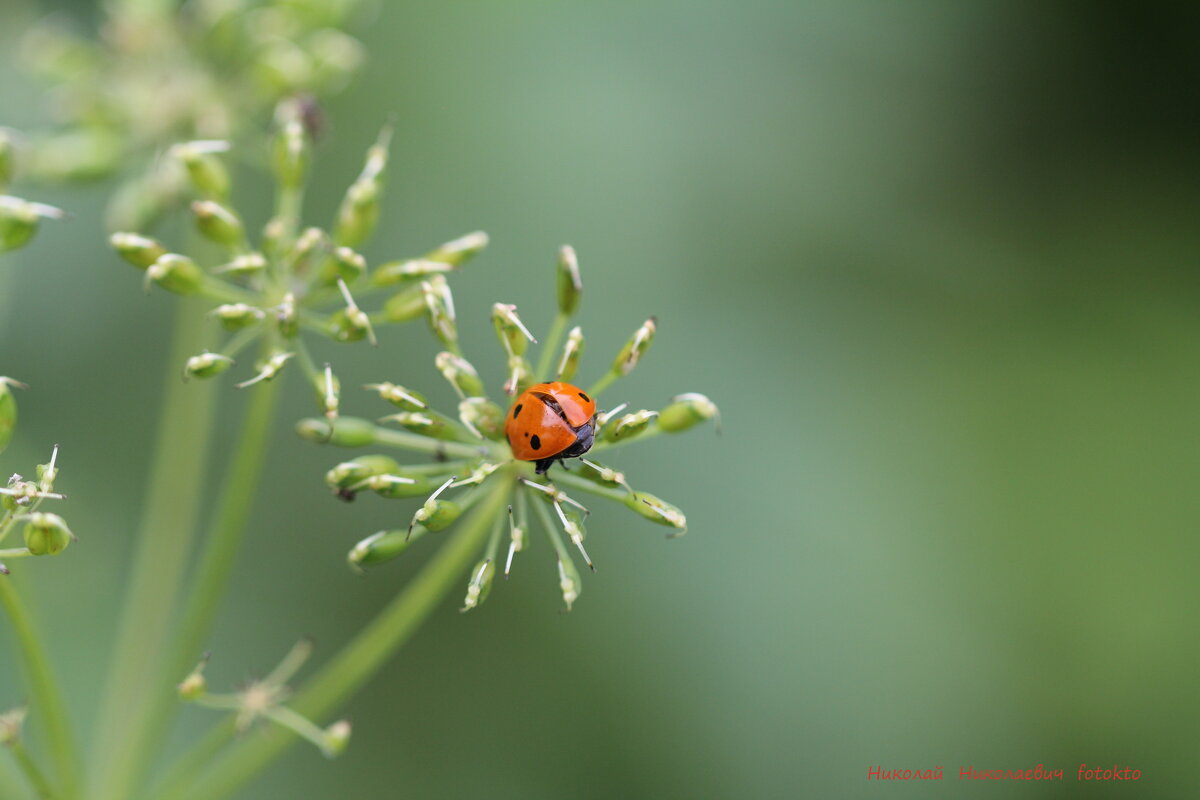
[[17, 0, 369, 229], [109, 110, 487, 419], [0, 378, 74, 575], [299, 248, 718, 610]]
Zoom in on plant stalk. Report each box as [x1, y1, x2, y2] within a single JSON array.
[[89, 298, 217, 800], [167, 475, 513, 800], [0, 575, 81, 799]]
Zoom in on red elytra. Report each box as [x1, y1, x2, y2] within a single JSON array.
[[505, 381, 597, 473]]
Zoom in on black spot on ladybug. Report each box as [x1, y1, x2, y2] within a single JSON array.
[[578, 392, 590, 402], [524, 432, 529, 437], [530, 434, 541, 451], [513, 403, 523, 419]]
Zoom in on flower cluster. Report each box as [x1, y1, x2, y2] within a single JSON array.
[[0, 378, 73, 575], [109, 115, 486, 417], [0, 129, 65, 254], [300, 248, 717, 610], [18, 0, 368, 228]]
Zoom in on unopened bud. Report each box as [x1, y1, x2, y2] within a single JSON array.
[[382, 284, 426, 322], [146, 253, 203, 295], [348, 529, 411, 569], [317, 364, 341, 420], [492, 303, 537, 357], [332, 246, 366, 283], [173, 140, 231, 199], [369, 259, 454, 287], [556, 245, 582, 315], [422, 276, 457, 347], [435, 352, 484, 398], [275, 293, 299, 339], [192, 200, 245, 248], [333, 126, 391, 247], [611, 317, 656, 376], [360, 473, 435, 499], [216, 252, 267, 278], [272, 118, 309, 189], [330, 279, 375, 344], [425, 230, 488, 266], [0, 377, 22, 456], [603, 409, 657, 443], [364, 382, 427, 410], [184, 352, 234, 379], [458, 397, 504, 439], [461, 558, 495, 611], [556, 326, 584, 381], [323, 720, 352, 758], [0, 707, 26, 747], [0, 196, 64, 252], [111, 232, 166, 269], [0, 130, 13, 190], [557, 556, 581, 611], [210, 304, 264, 331], [23, 512, 73, 555], [289, 227, 329, 275], [325, 455, 400, 491], [626, 492, 687, 533], [411, 497, 461, 532], [503, 354, 533, 397], [296, 416, 377, 447], [235, 350, 292, 388], [578, 458, 630, 491], [658, 392, 719, 433], [380, 411, 461, 441]]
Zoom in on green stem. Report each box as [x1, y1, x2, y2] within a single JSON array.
[[0, 576, 81, 799], [535, 311, 569, 380], [89, 298, 217, 800], [545, 471, 629, 503], [589, 422, 665, 454], [122, 373, 283, 797], [301, 417, 488, 460], [168, 475, 513, 800], [9, 739, 56, 800]]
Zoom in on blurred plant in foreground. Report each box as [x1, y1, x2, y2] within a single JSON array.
[[0, 129, 65, 253], [19, 0, 369, 229]]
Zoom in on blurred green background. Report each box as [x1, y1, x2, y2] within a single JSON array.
[[3, 1, 1200, 798]]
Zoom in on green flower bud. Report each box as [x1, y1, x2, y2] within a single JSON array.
[[30, 128, 122, 181], [458, 397, 504, 440], [192, 200, 246, 248], [184, 352, 235, 379], [364, 382, 427, 410], [261, 216, 289, 261], [658, 392, 719, 433], [557, 556, 581, 611], [332, 246, 366, 283], [382, 284, 426, 322], [323, 720, 352, 758], [348, 529, 411, 570], [317, 364, 341, 420], [23, 512, 73, 556], [289, 227, 329, 273], [492, 303, 537, 357], [111, 232, 167, 269], [361, 474, 436, 499], [611, 317, 656, 377], [425, 230, 488, 267], [369, 259, 453, 288], [556, 245, 582, 315], [215, 253, 268, 278], [211, 303, 265, 331], [435, 351, 484, 398], [329, 279, 375, 344], [296, 416, 378, 447], [272, 118, 309, 189], [172, 141, 231, 199], [625, 492, 687, 533], [380, 411, 461, 441], [146, 254, 203, 295], [0, 377, 23, 457], [422, 276, 458, 348], [235, 350, 293, 388], [275, 293, 299, 339], [556, 326, 585, 381], [325, 455, 400, 491], [461, 559, 495, 611], [577, 458, 630, 491], [602, 409, 657, 443], [333, 126, 391, 247], [0, 196, 63, 252], [503, 354, 533, 397], [412, 498, 461, 532], [37, 445, 59, 489]]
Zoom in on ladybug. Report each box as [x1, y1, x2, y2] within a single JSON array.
[[505, 381, 597, 474]]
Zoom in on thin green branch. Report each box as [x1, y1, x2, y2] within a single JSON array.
[[534, 311, 569, 380], [588, 422, 664, 454], [545, 471, 629, 503], [301, 417, 488, 460], [0, 576, 81, 799], [9, 739, 56, 800], [168, 474, 513, 800], [90, 298, 218, 800]]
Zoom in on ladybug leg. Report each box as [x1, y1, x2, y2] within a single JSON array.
[[534, 456, 556, 475]]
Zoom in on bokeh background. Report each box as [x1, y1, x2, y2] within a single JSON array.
[[3, 1, 1200, 798]]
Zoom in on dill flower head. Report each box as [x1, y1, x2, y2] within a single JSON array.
[[300, 247, 718, 611]]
